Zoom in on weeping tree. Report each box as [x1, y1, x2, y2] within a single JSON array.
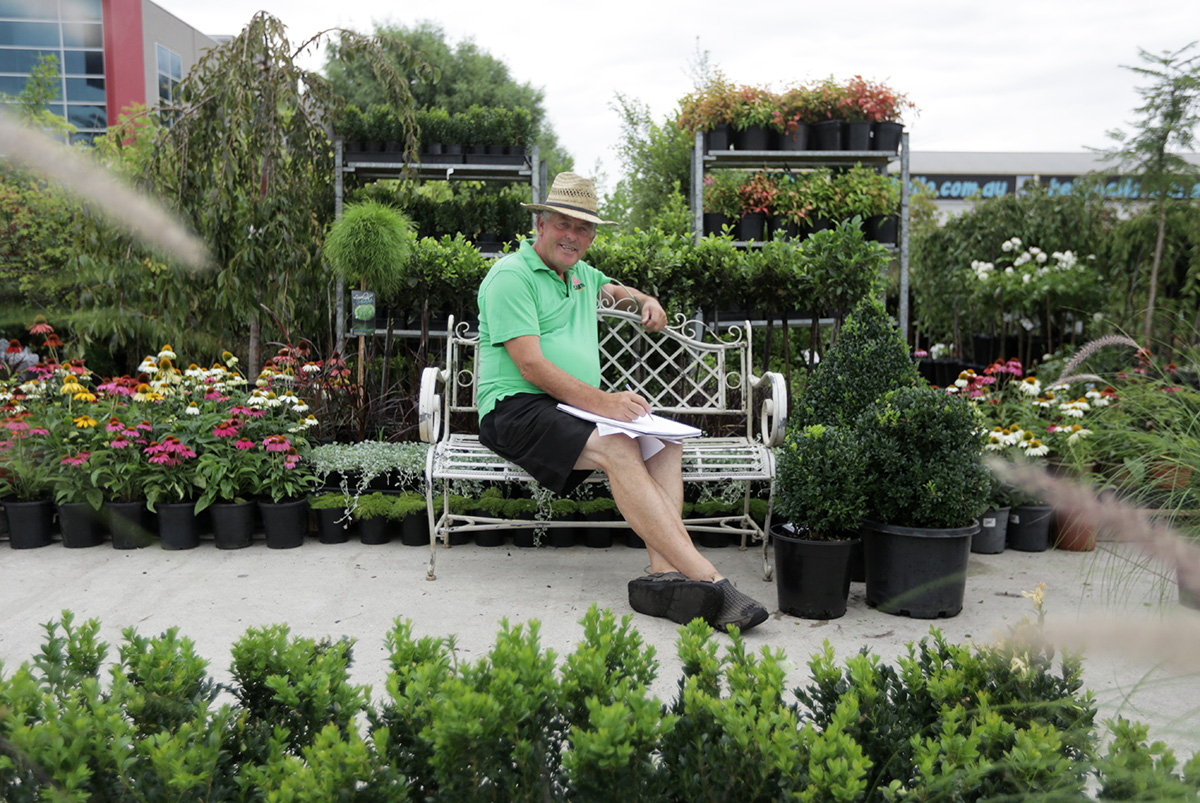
[[1100, 42, 1200, 347], [149, 12, 434, 375]]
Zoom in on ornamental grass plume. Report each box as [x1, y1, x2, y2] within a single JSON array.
[[1051, 334, 1142, 388], [988, 457, 1200, 671]]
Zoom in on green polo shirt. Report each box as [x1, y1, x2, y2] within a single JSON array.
[[477, 238, 611, 419]]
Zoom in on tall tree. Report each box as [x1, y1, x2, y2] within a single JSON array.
[[150, 12, 432, 373], [324, 21, 571, 175], [605, 93, 691, 233], [1101, 42, 1200, 345]]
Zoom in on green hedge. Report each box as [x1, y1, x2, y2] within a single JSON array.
[[2, 608, 1196, 801]]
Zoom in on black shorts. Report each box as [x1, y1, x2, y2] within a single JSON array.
[[479, 393, 596, 494]]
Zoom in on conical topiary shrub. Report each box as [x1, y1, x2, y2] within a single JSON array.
[[793, 295, 920, 429]]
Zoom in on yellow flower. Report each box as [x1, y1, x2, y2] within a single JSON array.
[[72, 390, 97, 403], [73, 415, 98, 428]]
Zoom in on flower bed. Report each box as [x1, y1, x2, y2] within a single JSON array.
[[1, 321, 322, 514]]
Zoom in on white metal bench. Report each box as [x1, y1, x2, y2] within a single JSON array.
[[418, 293, 787, 580]]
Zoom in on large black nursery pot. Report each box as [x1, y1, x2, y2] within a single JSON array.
[[315, 507, 352, 544], [358, 517, 391, 545], [705, 123, 731, 152], [4, 499, 55, 549], [210, 500, 254, 549], [104, 500, 153, 549], [772, 523, 858, 620], [733, 123, 771, 150], [157, 501, 200, 550], [873, 121, 903, 152], [861, 519, 977, 619], [811, 119, 843, 150], [400, 512, 429, 546], [972, 507, 1010, 554], [58, 502, 103, 548], [844, 121, 872, 150], [260, 498, 307, 549], [1007, 504, 1053, 552]]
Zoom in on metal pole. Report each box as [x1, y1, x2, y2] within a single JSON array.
[[692, 131, 704, 243], [898, 130, 911, 347], [334, 136, 345, 356]]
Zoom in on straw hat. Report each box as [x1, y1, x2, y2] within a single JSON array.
[[521, 172, 615, 226]]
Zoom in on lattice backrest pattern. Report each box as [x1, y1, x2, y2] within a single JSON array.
[[441, 309, 750, 418]]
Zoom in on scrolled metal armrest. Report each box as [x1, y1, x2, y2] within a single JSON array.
[[751, 370, 788, 448], [419, 366, 446, 444]]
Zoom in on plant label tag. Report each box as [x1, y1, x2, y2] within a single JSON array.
[[983, 517, 996, 527], [1011, 515, 1020, 524]]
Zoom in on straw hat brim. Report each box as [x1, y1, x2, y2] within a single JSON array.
[[520, 201, 616, 226]]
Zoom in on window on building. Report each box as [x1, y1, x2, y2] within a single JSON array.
[[156, 43, 181, 106]]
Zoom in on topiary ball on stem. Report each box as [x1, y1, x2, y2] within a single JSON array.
[[323, 200, 414, 300]]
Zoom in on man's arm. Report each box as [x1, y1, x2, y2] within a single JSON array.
[[503, 335, 650, 422], [601, 283, 667, 332]]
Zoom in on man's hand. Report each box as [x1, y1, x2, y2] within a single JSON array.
[[641, 297, 666, 332], [599, 389, 651, 422]]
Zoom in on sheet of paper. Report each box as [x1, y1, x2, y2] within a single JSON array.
[[556, 403, 702, 439], [594, 423, 679, 460]]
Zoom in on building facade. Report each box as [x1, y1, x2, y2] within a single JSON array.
[[0, 0, 220, 142]]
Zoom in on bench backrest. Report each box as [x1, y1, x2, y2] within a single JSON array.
[[440, 298, 759, 433]]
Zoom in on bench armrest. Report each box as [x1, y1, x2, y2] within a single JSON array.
[[419, 366, 447, 444], [750, 370, 787, 448]]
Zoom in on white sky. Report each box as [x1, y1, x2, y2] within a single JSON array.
[[153, 0, 1200, 193]]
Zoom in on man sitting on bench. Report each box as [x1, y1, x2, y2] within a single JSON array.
[[475, 172, 768, 632]]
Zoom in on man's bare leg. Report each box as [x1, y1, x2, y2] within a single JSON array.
[[575, 431, 719, 582]]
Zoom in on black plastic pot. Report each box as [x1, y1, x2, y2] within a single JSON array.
[[861, 519, 977, 619], [400, 513, 429, 546], [844, 121, 872, 150], [359, 517, 391, 545], [737, 212, 766, 242], [780, 123, 809, 151], [772, 524, 857, 619], [972, 508, 1009, 554], [702, 212, 732, 236], [315, 507, 351, 544], [733, 123, 770, 150], [873, 121, 903, 152], [210, 501, 254, 549], [4, 499, 54, 549], [104, 500, 153, 549], [58, 502, 103, 548], [1007, 505, 1052, 552], [811, 120, 844, 150], [157, 501, 200, 550], [260, 499, 307, 549], [705, 123, 731, 152]]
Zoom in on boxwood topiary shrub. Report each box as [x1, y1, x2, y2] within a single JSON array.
[[793, 294, 920, 430], [856, 385, 991, 529]]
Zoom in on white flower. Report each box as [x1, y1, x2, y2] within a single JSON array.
[[138, 357, 158, 374], [1059, 399, 1090, 417], [1036, 252, 1048, 263], [157, 347, 177, 360], [1017, 377, 1042, 396], [184, 403, 200, 415], [302, 363, 321, 374], [1067, 426, 1093, 444], [1001, 241, 1013, 252], [1022, 439, 1050, 457], [1023, 273, 1032, 284], [1011, 237, 1022, 247], [1014, 252, 1031, 267], [292, 402, 309, 414], [1093, 312, 1104, 322], [1085, 389, 1111, 407], [1005, 266, 1015, 275]]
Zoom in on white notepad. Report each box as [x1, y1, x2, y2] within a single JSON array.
[[555, 403, 702, 439]]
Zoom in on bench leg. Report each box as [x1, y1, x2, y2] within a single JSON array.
[[425, 473, 438, 581]]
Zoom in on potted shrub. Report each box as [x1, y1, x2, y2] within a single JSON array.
[[839, 164, 900, 243], [323, 200, 415, 304], [468, 488, 507, 547], [701, 170, 744, 236], [736, 172, 778, 242], [774, 85, 811, 150], [310, 491, 352, 544], [772, 423, 867, 619], [255, 435, 316, 550], [354, 492, 398, 545], [578, 496, 619, 548], [0, 414, 55, 549], [676, 71, 739, 151], [504, 497, 539, 548], [337, 104, 367, 153], [144, 435, 202, 550], [547, 498, 578, 548], [729, 84, 777, 150], [856, 386, 992, 618], [772, 173, 816, 238], [394, 491, 429, 546], [807, 76, 847, 150], [839, 75, 914, 153]]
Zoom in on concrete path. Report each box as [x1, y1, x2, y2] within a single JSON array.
[[2, 533, 1198, 757]]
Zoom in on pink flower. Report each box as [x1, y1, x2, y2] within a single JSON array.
[[149, 454, 179, 466], [110, 437, 132, 449], [61, 452, 90, 466], [283, 447, 301, 469], [214, 419, 239, 438], [106, 418, 124, 432], [234, 438, 255, 451], [5, 420, 29, 433], [263, 435, 291, 452], [29, 427, 48, 436], [29, 321, 53, 335], [205, 389, 230, 401]]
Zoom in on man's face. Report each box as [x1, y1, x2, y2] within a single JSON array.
[[533, 211, 596, 275]]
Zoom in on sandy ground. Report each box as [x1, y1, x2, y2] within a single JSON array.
[[2, 530, 1198, 758]]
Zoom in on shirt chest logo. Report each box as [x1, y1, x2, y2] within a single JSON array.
[[571, 275, 584, 292]]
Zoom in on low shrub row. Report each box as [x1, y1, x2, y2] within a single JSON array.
[[1, 608, 1194, 801]]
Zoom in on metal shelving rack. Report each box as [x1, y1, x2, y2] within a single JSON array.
[[332, 139, 544, 347], [688, 131, 912, 342]]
